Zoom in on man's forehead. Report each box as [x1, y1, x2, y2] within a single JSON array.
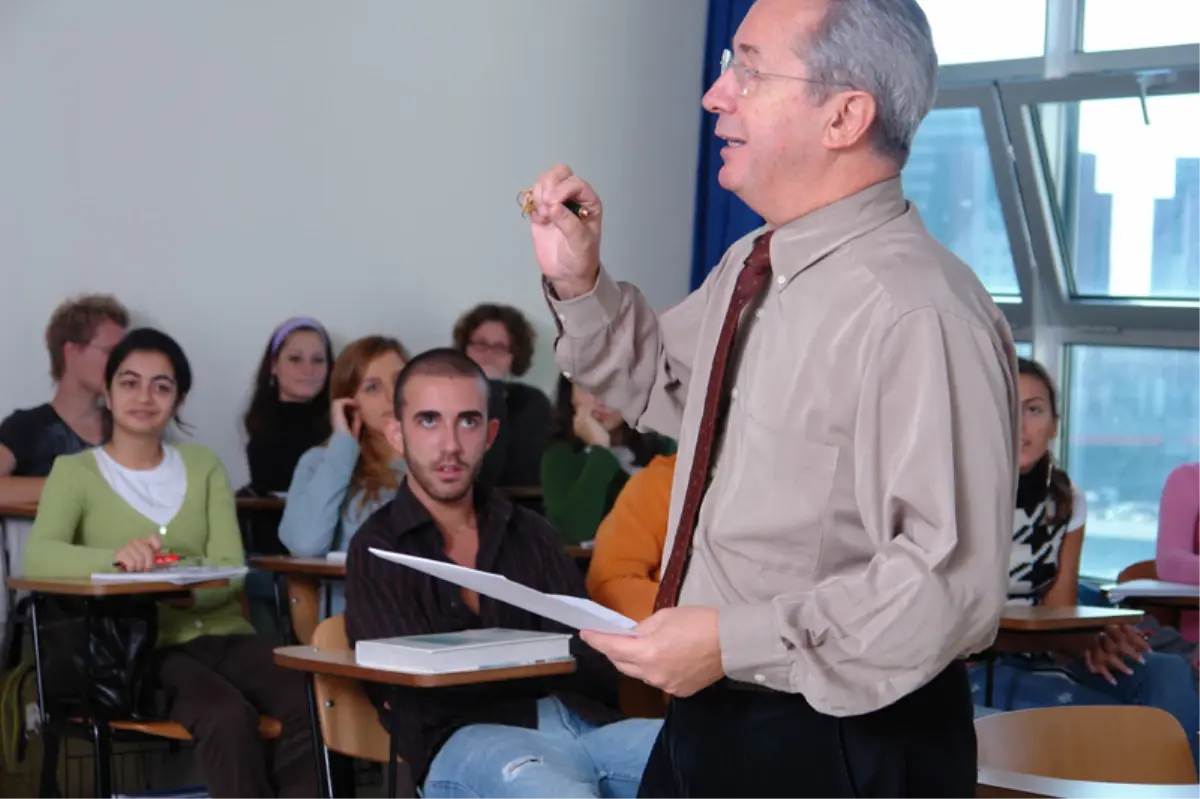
[[404, 374, 487, 412]]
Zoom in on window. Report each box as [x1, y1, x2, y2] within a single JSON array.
[[1081, 0, 1200, 52], [1064, 345, 1200, 579], [1039, 93, 1200, 300], [904, 107, 1021, 296], [919, 0, 1045, 64], [1016, 341, 1034, 359]]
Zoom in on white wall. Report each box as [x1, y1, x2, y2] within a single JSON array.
[[0, 0, 707, 486]]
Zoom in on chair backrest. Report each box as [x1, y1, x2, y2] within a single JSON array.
[[975, 705, 1197, 784], [1118, 559, 1159, 583], [309, 614, 391, 764], [286, 575, 322, 645]]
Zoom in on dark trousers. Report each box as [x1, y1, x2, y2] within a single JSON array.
[[155, 633, 317, 798], [637, 662, 976, 798]]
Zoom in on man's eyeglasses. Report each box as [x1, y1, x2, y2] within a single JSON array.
[[719, 48, 847, 97]]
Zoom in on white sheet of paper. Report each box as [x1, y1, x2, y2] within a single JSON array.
[[91, 566, 248, 585], [1103, 579, 1200, 600], [368, 548, 638, 635]]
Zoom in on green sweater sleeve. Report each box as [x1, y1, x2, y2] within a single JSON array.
[[24, 457, 119, 577], [191, 458, 246, 611], [540, 441, 624, 544]]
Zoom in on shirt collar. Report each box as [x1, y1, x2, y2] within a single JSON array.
[[766, 176, 910, 287], [386, 476, 514, 542]]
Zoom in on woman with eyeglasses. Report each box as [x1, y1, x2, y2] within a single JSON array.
[[453, 303, 552, 488], [23, 328, 316, 798]]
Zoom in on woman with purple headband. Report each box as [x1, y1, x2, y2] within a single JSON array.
[[242, 317, 334, 498]]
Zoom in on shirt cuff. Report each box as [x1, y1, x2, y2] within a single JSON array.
[[718, 601, 793, 690], [544, 268, 623, 339]]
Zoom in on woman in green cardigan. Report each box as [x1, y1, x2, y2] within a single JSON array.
[[541, 376, 675, 544], [23, 328, 315, 799]]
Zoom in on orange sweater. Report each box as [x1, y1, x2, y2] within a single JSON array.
[[586, 453, 676, 622]]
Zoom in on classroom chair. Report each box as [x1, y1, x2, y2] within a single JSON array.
[[975, 705, 1197, 784]]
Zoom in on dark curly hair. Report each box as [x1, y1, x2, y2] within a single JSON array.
[[452, 303, 536, 377]]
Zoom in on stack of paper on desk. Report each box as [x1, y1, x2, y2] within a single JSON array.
[[91, 566, 248, 585], [368, 548, 637, 635], [1103, 579, 1199, 602]]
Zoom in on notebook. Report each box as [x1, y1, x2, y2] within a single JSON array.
[[355, 628, 572, 674], [1103, 579, 1199, 602], [91, 566, 249, 585]]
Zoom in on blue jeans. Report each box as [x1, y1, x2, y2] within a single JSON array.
[[422, 696, 662, 798], [969, 652, 1200, 765]]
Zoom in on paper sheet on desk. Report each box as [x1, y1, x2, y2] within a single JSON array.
[[368, 548, 637, 635]]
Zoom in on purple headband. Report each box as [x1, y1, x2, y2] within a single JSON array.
[[270, 317, 328, 355]]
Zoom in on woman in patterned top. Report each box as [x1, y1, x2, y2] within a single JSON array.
[[970, 358, 1198, 766]]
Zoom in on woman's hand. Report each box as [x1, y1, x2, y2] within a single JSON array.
[[1082, 624, 1150, 685], [574, 407, 611, 448], [113, 535, 163, 572], [331, 398, 362, 438]]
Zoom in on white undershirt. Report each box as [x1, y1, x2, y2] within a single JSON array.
[[94, 444, 188, 528]]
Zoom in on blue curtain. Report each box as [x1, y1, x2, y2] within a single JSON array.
[[690, 0, 762, 290]]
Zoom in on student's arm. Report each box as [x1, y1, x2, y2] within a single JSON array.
[[190, 458, 245, 611], [1041, 529, 1084, 608], [587, 457, 674, 622], [23, 459, 116, 577], [0, 419, 48, 503], [0, 444, 14, 477], [1156, 465, 1200, 584], [540, 440, 624, 544], [278, 433, 359, 556]]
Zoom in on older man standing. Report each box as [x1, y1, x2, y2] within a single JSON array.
[[523, 0, 1019, 796]]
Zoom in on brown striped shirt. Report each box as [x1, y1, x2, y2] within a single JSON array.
[[344, 478, 621, 782]]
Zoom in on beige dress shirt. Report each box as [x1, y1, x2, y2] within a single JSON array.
[[546, 177, 1020, 716]]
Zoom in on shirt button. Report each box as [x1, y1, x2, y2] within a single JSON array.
[[776, 275, 786, 286], [558, 313, 566, 322], [194, 620, 203, 629], [731, 387, 739, 400], [755, 308, 764, 320], [562, 371, 572, 380], [754, 673, 766, 684]]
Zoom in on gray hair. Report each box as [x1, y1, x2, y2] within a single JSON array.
[[794, 0, 938, 167]]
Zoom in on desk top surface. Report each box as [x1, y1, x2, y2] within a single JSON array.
[[998, 605, 1144, 631], [7, 576, 230, 596], [274, 644, 575, 687], [977, 766, 1198, 798], [249, 555, 346, 577]]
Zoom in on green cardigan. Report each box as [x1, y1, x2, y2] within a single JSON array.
[[23, 444, 254, 648], [540, 438, 677, 544]]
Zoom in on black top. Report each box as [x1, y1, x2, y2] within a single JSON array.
[[495, 381, 553, 487], [0, 403, 94, 477], [344, 480, 621, 783], [245, 400, 329, 494]]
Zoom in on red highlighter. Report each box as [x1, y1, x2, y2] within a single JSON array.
[[113, 553, 181, 571]]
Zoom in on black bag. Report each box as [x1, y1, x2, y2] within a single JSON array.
[[37, 594, 162, 719]]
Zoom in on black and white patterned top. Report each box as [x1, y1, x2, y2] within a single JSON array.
[[1008, 480, 1087, 604]]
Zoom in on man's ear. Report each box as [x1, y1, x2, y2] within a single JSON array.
[[485, 418, 500, 451], [384, 418, 405, 457], [823, 90, 877, 153]]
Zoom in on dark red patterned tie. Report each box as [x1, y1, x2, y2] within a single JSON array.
[[654, 232, 774, 611]]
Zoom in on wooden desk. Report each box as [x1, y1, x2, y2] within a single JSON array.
[[10, 574, 232, 798], [0, 503, 37, 518], [7, 576, 230, 597], [237, 496, 286, 512], [275, 644, 575, 797], [981, 606, 1145, 706], [249, 556, 346, 646], [977, 766, 1199, 798]]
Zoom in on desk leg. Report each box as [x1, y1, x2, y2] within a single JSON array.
[[304, 674, 330, 798], [271, 574, 292, 645], [30, 596, 61, 798], [92, 720, 113, 798], [388, 691, 401, 799]]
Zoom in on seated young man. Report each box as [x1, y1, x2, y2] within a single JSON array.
[[344, 348, 661, 799], [0, 294, 128, 504]]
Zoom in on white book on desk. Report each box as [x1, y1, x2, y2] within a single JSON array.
[[355, 628, 572, 674], [1104, 579, 1200, 601], [91, 566, 248, 585]]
